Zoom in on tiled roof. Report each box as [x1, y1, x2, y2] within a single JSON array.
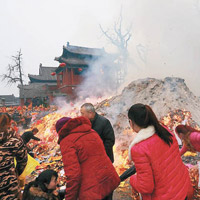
[[64, 43, 105, 56], [55, 57, 89, 66], [28, 65, 57, 82], [18, 83, 57, 98]]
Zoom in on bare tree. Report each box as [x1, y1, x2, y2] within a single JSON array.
[[99, 15, 131, 55], [1, 49, 25, 99], [99, 9, 132, 84]]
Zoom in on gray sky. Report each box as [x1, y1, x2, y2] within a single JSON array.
[[1, 0, 200, 97]]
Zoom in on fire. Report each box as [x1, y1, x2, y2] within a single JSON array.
[[160, 109, 200, 131], [24, 108, 200, 199], [23, 109, 79, 187]]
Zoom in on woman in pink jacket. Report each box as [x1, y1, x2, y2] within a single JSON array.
[[175, 125, 200, 156], [128, 103, 193, 200]]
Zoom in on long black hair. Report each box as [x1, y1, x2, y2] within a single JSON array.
[[22, 169, 58, 200], [128, 103, 173, 146]]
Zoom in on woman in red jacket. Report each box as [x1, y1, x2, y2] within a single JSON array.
[[128, 103, 193, 200], [175, 125, 200, 156], [56, 116, 120, 200]]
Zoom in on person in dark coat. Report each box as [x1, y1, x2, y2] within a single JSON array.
[[56, 116, 120, 200], [80, 103, 116, 200], [80, 103, 115, 163], [21, 128, 40, 157], [0, 113, 28, 200], [21, 128, 40, 145], [22, 169, 60, 200]]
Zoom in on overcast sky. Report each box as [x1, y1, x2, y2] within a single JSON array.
[[1, 0, 200, 97]]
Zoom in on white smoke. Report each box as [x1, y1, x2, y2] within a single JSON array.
[[75, 53, 120, 100]]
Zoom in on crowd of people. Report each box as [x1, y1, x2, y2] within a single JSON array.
[[24, 96, 50, 108], [0, 102, 200, 200], [0, 104, 57, 130]]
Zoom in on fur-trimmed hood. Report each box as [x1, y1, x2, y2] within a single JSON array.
[[128, 125, 155, 160], [29, 186, 59, 200]]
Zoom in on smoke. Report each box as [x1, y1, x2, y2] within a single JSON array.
[[121, 0, 200, 96], [74, 0, 200, 99], [1, 0, 200, 97], [75, 53, 120, 100]]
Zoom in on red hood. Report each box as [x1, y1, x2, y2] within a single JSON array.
[[57, 116, 92, 143]]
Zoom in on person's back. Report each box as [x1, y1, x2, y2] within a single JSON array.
[[57, 116, 120, 200], [91, 113, 115, 163], [0, 113, 28, 200], [21, 128, 40, 145], [128, 104, 192, 200], [131, 131, 190, 200], [21, 131, 33, 144]]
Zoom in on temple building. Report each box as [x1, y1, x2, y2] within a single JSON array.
[[18, 64, 58, 105], [54, 42, 106, 99], [19, 42, 117, 105]]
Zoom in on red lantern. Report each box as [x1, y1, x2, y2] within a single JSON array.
[[58, 72, 63, 75], [78, 68, 82, 72], [59, 63, 66, 67], [51, 72, 56, 76]]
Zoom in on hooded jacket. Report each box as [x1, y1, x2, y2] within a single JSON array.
[[0, 127, 28, 200], [129, 126, 192, 200], [57, 116, 120, 200]]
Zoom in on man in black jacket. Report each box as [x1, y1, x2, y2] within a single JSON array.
[[80, 103, 115, 163], [81, 103, 115, 200]]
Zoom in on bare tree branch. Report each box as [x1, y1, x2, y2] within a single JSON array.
[[99, 11, 132, 52], [99, 24, 119, 47], [99, 9, 132, 85], [1, 49, 25, 95]]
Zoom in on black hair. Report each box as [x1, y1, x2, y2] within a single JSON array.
[[32, 128, 39, 132], [22, 169, 58, 200], [128, 103, 173, 146]]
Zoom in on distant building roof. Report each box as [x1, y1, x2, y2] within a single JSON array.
[[64, 42, 105, 56], [28, 64, 57, 83], [18, 83, 57, 98], [0, 94, 19, 106]]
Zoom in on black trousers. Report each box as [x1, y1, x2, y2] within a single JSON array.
[[102, 192, 113, 200]]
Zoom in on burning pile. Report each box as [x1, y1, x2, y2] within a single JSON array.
[[24, 77, 200, 199], [23, 109, 79, 188], [160, 109, 200, 132], [24, 107, 200, 199]]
